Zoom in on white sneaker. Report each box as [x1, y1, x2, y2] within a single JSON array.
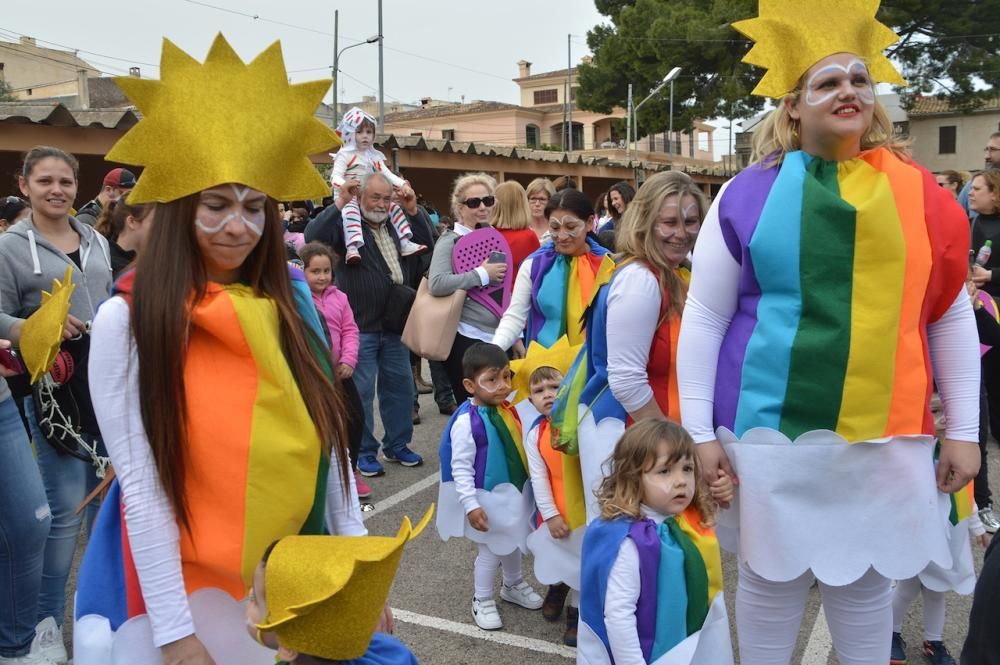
[[472, 597, 503, 630], [29, 618, 66, 665], [399, 239, 427, 257], [500, 580, 544, 610]]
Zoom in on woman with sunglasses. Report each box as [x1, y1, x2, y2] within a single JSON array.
[[428, 173, 509, 402], [491, 188, 611, 359]]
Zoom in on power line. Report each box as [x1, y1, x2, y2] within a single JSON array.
[[0, 27, 159, 70]]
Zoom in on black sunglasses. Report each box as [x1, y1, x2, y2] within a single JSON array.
[[462, 196, 495, 209]]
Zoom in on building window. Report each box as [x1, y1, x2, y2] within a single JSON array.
[[533, 89, 558, 105], [525, 124, 540, 147], [409, 132, 423, 137], [939, 125, 957, 154], [441, 129, 455, 140]]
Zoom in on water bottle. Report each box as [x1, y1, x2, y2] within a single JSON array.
[[976, 240, 993, 267]]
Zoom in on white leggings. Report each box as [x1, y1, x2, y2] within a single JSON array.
[[891, 577, 946, 642], [474, 544, 523, 600], [736, 561, 892, 665]]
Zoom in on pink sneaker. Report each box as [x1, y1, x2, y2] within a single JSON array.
[[354, 470, 372, 499], [345, 246, 362, 265]]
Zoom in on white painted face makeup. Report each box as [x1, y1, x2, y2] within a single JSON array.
[[195, 184, 266, 236], [804, 58, 875, 107]]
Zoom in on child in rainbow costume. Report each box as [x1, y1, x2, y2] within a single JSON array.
[[72, 35, 366, 664], [510, 336, 585, 645], [331, 106, 425, 264], [577, 419, 732, 665], [247, 508, 432, 664], [676, 1, 979, 662], [436, 342, 543, 631]]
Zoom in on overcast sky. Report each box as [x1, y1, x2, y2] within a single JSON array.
[[5, 0, 606, 107]]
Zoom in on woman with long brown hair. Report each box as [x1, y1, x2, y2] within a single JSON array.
[[72, 36, 362, 665]]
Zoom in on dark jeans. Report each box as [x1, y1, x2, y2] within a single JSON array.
[[962, 531, 1000, 664], [430, 360, 455, 408]]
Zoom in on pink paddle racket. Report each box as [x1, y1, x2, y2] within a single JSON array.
[[452, 228, 513, 320]]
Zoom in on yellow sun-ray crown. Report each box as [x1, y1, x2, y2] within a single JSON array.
[[107, 34, 342, 204], [732, 0, 906, 99], [510, 336, 581, 404], [256, 505, 432, 660], [21, 266, 75, 383]]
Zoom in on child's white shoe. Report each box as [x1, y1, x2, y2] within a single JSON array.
[[399, 239, 427, 257], [500, 580, 544, 610], [345, 246, 362, 265], [472, 597, 503, 630]]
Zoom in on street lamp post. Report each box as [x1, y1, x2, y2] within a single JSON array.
[[632, 66, 681, 161], [332, 33, 381, 122]]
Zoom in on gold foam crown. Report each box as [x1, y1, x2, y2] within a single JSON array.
[[20, 266, 75, 383], [509, 336, 581, 404], [732, 0, 906, 98], [107, 34, 342, 204], [256, 505, 433, 660]]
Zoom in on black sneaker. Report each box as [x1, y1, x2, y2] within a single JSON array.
[[923, 640, 955, 665], [890, 632, 907, 665]]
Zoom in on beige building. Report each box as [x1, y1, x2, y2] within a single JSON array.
[[907, 95, 1000, 173], [0, 36, 101, 104], [383, 59, 716, 163]]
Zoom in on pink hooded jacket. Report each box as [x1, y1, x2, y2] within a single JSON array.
[[311, 285, 360, 368]]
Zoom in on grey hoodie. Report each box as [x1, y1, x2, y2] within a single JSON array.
[[0, 214, 114, 403]]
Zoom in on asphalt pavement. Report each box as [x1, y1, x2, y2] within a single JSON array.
[[63, 376, 997, 664]]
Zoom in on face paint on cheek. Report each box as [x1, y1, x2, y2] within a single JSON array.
[[195, 210, 265, 236]]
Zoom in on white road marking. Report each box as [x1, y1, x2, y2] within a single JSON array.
[[393, 608, 577, 659], [363, 472, 439, 521], [801, 606, 833, 664]]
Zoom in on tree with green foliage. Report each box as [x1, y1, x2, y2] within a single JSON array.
[[0, 80, 16, 102], [577, 0, 1000, 134]]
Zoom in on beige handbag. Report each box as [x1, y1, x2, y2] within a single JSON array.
[[401, 277, 466, 361]]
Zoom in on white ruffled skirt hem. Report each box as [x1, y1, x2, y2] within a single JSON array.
[[436, 481, 534, 555]]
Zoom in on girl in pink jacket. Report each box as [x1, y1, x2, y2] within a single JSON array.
[[299, 242, 369, 499]]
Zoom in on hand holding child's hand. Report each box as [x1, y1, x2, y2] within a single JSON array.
[[335, 363, 354, 380], [468, 508, 489, 532], [546, 515, 570, 539], [709, 469, 735, 506]]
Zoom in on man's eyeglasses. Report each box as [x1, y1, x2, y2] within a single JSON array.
[[985, 146, 1000, 153], [462, 196, 495, 209]]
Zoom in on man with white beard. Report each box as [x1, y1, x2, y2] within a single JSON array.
[[305, 172, 428, 478]]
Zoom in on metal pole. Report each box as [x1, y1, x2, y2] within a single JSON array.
[[668, 79, 674, 156], [567, 34, 572, 151], [331, 9, 338, 126], [626, 83, 632, 161], [377, 0, 384, 131]]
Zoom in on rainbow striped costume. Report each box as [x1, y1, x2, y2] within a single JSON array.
[[436, 400, 535, 555], [713, 147, 968, 442], [526, 238, 610, 347], [577, 507, 726, 664], [74, 268, 333, 662]]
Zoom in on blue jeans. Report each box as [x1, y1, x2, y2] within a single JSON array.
[[0, 396, 50, 657], [23, 396, 101, 626], [354, 332, 414, 457]]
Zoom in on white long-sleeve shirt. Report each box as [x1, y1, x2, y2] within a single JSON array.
[[524, 420, 560, 521], [330, 147, 405, 195], [604, 505, 669, 663], [88, 296, 365, 647], [449, 408, 482, 514], [676, 184, 981, 444], [491, 256, 535, 351], [606, 262, 662, 414]]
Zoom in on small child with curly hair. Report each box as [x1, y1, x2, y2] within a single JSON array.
[[577, 419, 733, 664]]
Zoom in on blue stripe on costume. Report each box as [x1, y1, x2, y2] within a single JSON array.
[[74, 481, 129, 629], [341, 633, 420, 664], [438, 400, 474, 484]]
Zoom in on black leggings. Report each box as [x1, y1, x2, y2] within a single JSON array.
[[341, 375, 363, 470], [443, 333, 482, 405]]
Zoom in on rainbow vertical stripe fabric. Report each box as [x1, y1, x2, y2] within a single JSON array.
[[713, 147, 968, 442], [439, 401, 529, 492], [526, 239, 610, 347], [75, 269, 331, 629]]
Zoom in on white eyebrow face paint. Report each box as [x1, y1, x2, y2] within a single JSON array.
[[804, 58, 875, 107], [195, 185, 266, 235]]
